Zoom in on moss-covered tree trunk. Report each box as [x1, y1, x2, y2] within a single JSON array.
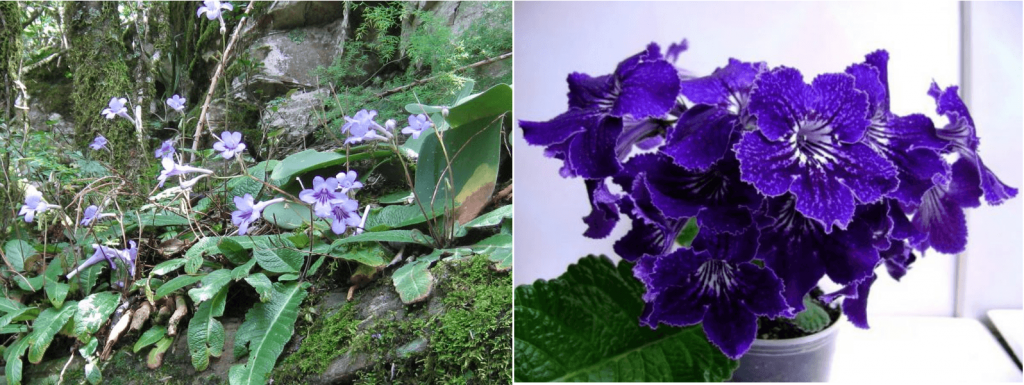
[[66, 1, 147, 175], [1, 2, 21, 120]]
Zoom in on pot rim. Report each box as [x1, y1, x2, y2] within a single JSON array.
[[751, 313, 844, 347]]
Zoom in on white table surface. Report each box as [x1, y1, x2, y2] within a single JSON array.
[[830, 315, 1023, 382], [988, 309, 1023, 364]]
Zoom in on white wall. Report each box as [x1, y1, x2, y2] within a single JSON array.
[[514, 1, 1021, 319], [962, 1, 1024, 321]]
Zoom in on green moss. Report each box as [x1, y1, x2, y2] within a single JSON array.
[[274, 302, 361, 382]]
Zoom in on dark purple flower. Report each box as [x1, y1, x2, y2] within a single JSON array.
[[520, 43, 681, 179], [665, 38, 688, 64], [329, 198, 361, 235], [820, 273, 877, 329], [232, 194, 284, 235], [637, 227, 791, 359], [336, 170, 364, 193], [911, 158, 983, 254], [166, 94, 186, 112], [402, 114, 431, 139], [213, 131, 246, 159], [101, 97, 132, 121], [299, 176, 342, 218], [155, 140, 176, 160], [89, 135, 108, 151], [581, 179, 620, 239], [680, 58, 766, 116], [736, 66, 898, 232]]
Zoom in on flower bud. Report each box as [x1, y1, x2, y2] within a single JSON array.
[[441, 107, 450, 118]]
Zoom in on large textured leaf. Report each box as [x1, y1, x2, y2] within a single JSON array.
[[74, 292, 119, 341], [44, 256, 70, 308], [414, 112, 503, 219], [228, 160, 280, 210], [244, 273, 274, 302], [150, 258, 186, 276], [188, 285, 229, 371], [252, 237, 303, 273], [0, 307, 39, 330], [378, 190, 414, 204], [331, 230, 434, 247], [514, 256, 738, 382], [392, 261, 434, 304], [188, 269, 232, 303], [155, 274, 205, 300], [27, 301, 78, 364], [185, 237, 217, 274], [270, 148, 392, 186], [326, 243, 389, 267], [362, 204, 442, 231], [468, 234, 512, 271], [3, 239, 35, 272], [230, 282, 310, 385], [0, 298, 25, 313], [445, 83, 512, 128], [462, 204, 512, 229]]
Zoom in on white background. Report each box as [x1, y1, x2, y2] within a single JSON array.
[[513, 1, 1022, 320]]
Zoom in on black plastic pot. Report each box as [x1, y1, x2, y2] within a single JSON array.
[[730, 316, 842, 382]]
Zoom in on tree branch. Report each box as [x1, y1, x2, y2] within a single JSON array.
[[20, 7, 43, 29], [373, 52, 512, 99], [20, 48, 68, 75], [189, 1, 256, 163]]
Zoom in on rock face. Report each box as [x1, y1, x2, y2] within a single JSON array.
[[262, 2, 348, 31], [261, 88, 328, 148], [239, 18, 348, 98]]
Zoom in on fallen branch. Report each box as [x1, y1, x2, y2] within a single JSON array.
[[21, 49, 68, 75], [189, 0, 256, 163], [374, 52, 512, 99]]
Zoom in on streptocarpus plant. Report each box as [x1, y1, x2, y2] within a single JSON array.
[[520, 40, 1017, 360]]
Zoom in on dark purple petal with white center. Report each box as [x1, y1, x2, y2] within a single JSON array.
[[582, 179, 620, 239], [809, 72, 871, 143], [662, 104, 738, 170], [888, 199, 924, 243], [845, 62, 887, 117], [702, 301, 758, 359], [734, 131, 802, 196], [567, 117, 623, 179], [637, 248, 711, 328], [616, 112, 675, 160], [611, 60, 681, 119], [680, 58, 765, 110], [913, 158, 982, 254], [747, 67, 815, 141], [734, 263, 791, 318], [519, 109, 599, 147], [614, 218, 668, 262], [566, 73, 614, 110]]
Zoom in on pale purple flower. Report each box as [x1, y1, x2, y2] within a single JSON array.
[[342, 109, 377, 137], [196, 0, 233, 21], [101, 97, 132, 121], [89, 135, 108, 151], [402, 114, 431, 139], [299, 176, 342, 218], [19, 189, 60, 223], [329, 198, 361, 235], [231, 194, 284, 235], [155, 140, 176, 160], [166, 94, 186, 112], [178, 174, 211, 192], [66, 241, 136, 279], [157, 157, 213, 187], [213, 131, 246, 159], [80, 205, 116, 227], [336, 170, 364, 193]]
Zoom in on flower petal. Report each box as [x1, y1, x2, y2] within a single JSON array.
[[566, 72, 614, 110], [662, 105, 738, 171], [519, 108, 599, 147], [611, 60, 681, 119], [703, 301, 758, 359], [810, 72, 870, 143], [567, 116, 623, 179], [748, 66, 814, 141]]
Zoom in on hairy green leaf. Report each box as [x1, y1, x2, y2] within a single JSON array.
[[74, 292, 118, 341], [44, 256, 70, 308], [326, 243, 389, 267], [150, 258, 187, 276], [188, 285, 229, 371], [231, 258, 258, 281], [148, 337, 174, 368], [155, 274, 205, 300], [514, 256, 737, 382], [445, 83, 512, 127], [793, 295, 831, 334], [4, 334, 31, 385], [378, 190, 414, 204], [362, 204, 442, 231], [262, 201, 313, 230], [0, 298, 25, 313], [244, 273, 273, 302], [0, 307, 39, 331], [188, 269, 232, 304], [414, 112, 503, 220], [392, 260, 434, 304], [3, 240, 34, 272], [331, 229, 434, 247], [468, 233, 512, 271], [230, 282, 310, 385], [27, 301, 78, 364], [461, 204, 512, 229], [252, 237, 303, 273]]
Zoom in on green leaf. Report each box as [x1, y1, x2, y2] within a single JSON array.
[[79, 336, 99, 357], [331, 230, 434, 247], [244, 273, 274, 302], [414, 107, 503, 220], [514, 256, 737, 382], [230, 282, 310, 385], [185, 238, 217, 274], [392, 261, 434, 304], [188, 269, 232, 304], [148, 337, 174, 368], [792, 295, 831, 334], [5, 335, 30, 385], [44, 256, 70, 308], [27, 301, 78, 364], [0, 308, 39, 331], [84, 358, 102, 384], [218, 238, 250, 266], [155, 274, 205, 300], [307, 255, 327, 276], [378, 190, 414, 204], [362, 204, 442, 231], [133, 326, 168, 353], [262, 201, 313, 230], [188, 285, 229, 371], [4, 240, 35, 272], [468, 234, 512, 271], [0, 298, 25, 313], [462, 204, 512, 229], [252, 237, 303, 273], [231, 258, 258, 281], [13, 274, 43, 292], [150, 258, 187, 276], [72, 264, 103, 295], [270, 149, 345, 185], [228, 160, 280, 209], [74, 293, 119, 341], [445, 83, 512, 128], [675, 217, 700, 248], [326, 242, 389, 267]]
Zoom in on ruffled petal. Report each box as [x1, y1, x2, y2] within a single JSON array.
[[582, 179, 620, 239], [809, 72, 870, 143], [611, 60, 680, 119], [703, 301, 758, 359], [662, 104, 738, 170], [748, 66, 814, 141], [519, 108, 599, 147]]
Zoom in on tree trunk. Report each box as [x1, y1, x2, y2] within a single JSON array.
[[1, 2, 21, 121], [66, 1, 147, 175]]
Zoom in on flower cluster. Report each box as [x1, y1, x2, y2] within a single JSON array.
[[341, 109, 433, 145], [521, 40, 1017, 359], [297, 171, 364, 235]]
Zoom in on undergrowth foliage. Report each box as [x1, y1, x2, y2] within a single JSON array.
[[0, 2, 512, 384]]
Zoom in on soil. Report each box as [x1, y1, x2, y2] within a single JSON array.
[[756, 287, 841, 340]]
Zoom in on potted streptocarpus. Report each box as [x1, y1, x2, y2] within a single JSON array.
[[515, 39, 1017, 382]]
